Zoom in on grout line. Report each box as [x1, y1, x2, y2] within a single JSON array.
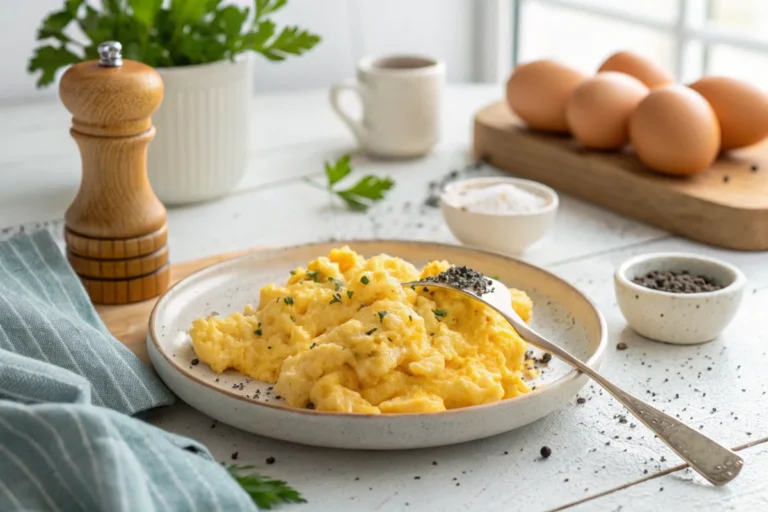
[[546, 235, 676, 268], [546, 436, 768, 512]]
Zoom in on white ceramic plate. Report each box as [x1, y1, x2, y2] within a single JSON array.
[[148, 241, 607, 449]]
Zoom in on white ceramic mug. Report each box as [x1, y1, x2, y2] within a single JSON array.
[[330, 55, 445, 158]]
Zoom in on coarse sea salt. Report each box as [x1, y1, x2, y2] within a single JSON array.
[[447, 183, 548, 215]]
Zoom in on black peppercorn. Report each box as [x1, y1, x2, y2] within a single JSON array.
[[540, 446, 552, 458]]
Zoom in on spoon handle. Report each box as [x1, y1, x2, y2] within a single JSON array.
[[507, 315, 744, 486]]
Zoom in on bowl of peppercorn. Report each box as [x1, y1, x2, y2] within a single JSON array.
[[614, 252, 746, 344]]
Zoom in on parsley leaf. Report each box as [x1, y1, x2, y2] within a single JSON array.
[[283, 296, 294, 305], [324, 154, 352, 186], [378, 311, 388, 322], [346, 290, 354, 299], [329, 293, 342, 304], [305, 155, 394, 212], [227, 465, 306, 509]]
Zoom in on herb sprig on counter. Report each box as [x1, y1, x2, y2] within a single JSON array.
[[305, 154, 394, 212], [226, 464, 306, 509]]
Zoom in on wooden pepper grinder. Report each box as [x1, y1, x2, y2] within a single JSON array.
[[59, 41, 170, 305]]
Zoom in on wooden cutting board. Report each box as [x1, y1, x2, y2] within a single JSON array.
[[96, 247, 256, 365], [473, 101, 768, 251]]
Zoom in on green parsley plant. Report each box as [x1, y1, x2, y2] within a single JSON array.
[[29, 0, 320, 87]]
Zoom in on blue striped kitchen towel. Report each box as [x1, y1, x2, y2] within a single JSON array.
[[0, 230, 258, 511]]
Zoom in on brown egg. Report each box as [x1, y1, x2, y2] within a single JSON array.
[[566, 72, 649, 149], [506, 60, 587, 132], [689, 76, 768, 150], [629, 85, 720, 176], [598, 51, 674, 89]]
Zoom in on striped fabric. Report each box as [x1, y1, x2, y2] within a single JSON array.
[[0, 231, 258, 511]]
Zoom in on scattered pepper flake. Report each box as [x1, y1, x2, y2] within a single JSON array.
[[191, 359, 199, 366], [576, 397, 586, 404], [266, 457, 276, 465], [617, 342, 628, 350], [365, 328, 377, 336]]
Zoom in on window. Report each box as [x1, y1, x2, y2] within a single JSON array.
[[509, 0, 768, 86]]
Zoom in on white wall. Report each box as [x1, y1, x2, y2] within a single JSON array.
[[0, 0, 481, 101]]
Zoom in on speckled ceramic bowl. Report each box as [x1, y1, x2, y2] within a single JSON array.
[[615, 252, 746, 345], [148, 241, 607, 450]]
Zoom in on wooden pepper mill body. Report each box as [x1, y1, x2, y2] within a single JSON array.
[[59, 41, 170, 305]]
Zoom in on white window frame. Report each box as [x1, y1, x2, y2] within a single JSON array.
[[477, 0, 768, 84]]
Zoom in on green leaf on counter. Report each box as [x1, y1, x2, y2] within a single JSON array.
[[227, 465, 306, 510], [307, 154, 395, 212]]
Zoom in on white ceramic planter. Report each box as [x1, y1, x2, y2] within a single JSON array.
[[148, 56, 251, 205]]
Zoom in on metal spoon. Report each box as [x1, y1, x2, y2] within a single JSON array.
[[403, 279, 743, 486]]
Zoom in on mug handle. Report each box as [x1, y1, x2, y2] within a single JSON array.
[[329, 79, 368, 144]]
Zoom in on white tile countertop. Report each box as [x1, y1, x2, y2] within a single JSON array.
[[2, 85, 767, 511]]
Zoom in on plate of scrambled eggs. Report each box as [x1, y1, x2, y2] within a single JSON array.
[[148, 241, 606, 449]]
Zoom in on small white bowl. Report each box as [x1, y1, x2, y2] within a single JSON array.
[[439, 177, 558, 254], [614, 252, 746, 345]]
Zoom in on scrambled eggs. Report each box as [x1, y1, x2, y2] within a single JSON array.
[[190, 247, 535, 414]]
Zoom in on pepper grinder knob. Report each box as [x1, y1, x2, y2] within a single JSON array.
[[98, 41, 123, 67]]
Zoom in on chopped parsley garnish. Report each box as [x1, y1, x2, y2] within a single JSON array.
[[361, 275, 370, 285], [283, 296, 294, 305], [410, 285, 416, 291], [387, 337, 393, 342], [378, 310, 388, 322], [255, 329, 262, 336], [289, 315, 295, 323], [329, 293, 342, 304], [347, 290, 354, 299], [289, 270, 296, 275], [358, 304, 366, 310], [306, 271, 320, 282], [306, 402, 315, 409], [433, 308, 448, 320], [365, 328, 377, 335], [310, 343, 317, 349], [408, 315, 413, 322], [490, 275, 500, 280], [328, 277, 344, 290]]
